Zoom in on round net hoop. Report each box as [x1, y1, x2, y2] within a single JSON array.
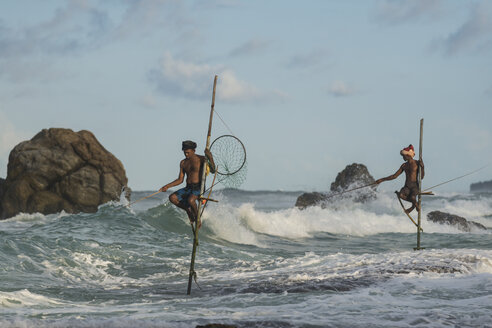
[[210, 135, 247, 176]]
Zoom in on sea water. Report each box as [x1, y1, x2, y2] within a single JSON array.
[[0, 189, 491, 327]]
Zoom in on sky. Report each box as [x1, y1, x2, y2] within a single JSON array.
[[0, 0, 491, 193]]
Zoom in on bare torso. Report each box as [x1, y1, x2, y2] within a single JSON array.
[[375, 155, 424, 213], [181, 155, 205, 185], [376, 158, 424, 187], [402, 159, 420, 187]]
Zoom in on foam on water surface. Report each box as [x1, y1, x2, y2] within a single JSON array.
[[0, 189, 491, 327]]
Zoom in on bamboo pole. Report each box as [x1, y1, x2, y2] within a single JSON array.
[[416, 118, 424, 250], [187, 75, 218, 295]]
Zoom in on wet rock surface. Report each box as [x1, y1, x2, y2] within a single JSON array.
[[295, 163, 376, 208], [427, 211, 487, 232], [470, 180, 492, 192], [0, 128, 128, 219]]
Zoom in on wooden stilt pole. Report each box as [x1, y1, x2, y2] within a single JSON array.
[[187, 75, 218, 295], [415, 118, 424, 251]]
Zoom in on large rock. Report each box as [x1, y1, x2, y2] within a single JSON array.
[[294, 192, 326, 209], [330, 163, 376, 199], [427, 211, 487, 232], [470, 180, 492, 192], [295, 163, 376, 208], [0, 128, 129, 219]]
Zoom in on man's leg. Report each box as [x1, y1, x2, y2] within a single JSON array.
[[187, 194, 199, 223], [409, 191, 420, 212], [169, 193, 195, 223], [405, 204, 416, 214], [398, 187, 415, 213]]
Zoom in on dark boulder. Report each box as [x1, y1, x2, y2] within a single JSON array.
[[470, 180, 492, 192], [427, 211, 487, 232], [295, 163, 376, 208], [295, 192, 326, 209], [330, 163, 375, 192], [330, 163, 376, 201], [0, 128, 129, 219]]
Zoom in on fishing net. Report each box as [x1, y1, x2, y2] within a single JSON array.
[[209, 134, 247, 188]]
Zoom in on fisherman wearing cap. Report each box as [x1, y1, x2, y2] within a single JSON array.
[[160, 140, 215, 224], [375, 145, 424, 213]]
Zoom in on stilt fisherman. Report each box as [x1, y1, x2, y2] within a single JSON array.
[[375, 145, 424, 213], [160, 140, 215, 225]]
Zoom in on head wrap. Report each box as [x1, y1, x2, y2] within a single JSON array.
[[400, 144, 415, 158], [182, 140, 197, 151]]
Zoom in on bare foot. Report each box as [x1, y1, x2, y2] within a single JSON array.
[[405, 207, 415, 214]]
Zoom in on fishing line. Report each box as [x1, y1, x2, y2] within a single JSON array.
[[322, 182, 378, 200], [214, 109, 235, 136], [423, 164, 491, 192], [112, 190, 168, 212], [317, 163, 490, 198], [127, 190, 162, 207]]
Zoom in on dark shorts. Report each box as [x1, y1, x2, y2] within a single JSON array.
[[174, 183, 201, 205], [400, 182, 419, 199]]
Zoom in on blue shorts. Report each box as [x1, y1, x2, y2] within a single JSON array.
[[174, 183, 201, 206]]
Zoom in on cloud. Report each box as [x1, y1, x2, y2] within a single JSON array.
[[0, 59, 73, 84], [0, 1, 112, 83], [286, 48, 329, 69], [374, 0, 441, 25], [0, 1, 110, 59], [430, 2, 492, 55], [112, 0, 195, 40], [0, 0, 197, 83], [0, 0, 193, 59], [328, 81, 357, 97], [229, 39, 270, 57], [148, 52, 286, 103]]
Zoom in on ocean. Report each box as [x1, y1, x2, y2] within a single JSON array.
[[0, 189, 491, 328]]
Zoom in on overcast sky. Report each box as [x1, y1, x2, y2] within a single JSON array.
[[1, 0, 491, 192]]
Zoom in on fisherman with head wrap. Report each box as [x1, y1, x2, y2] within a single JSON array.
[[160, 140, 215, 225], [375, 144, 425, 214]]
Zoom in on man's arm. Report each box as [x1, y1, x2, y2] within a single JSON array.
[[160, 161, 185, 192], [204, 149, 216, 174], [376, 165, 404, 184]]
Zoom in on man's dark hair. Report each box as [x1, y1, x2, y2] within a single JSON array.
[[182, 140, 197, 150]]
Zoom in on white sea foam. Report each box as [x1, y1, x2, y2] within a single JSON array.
[[1, 190, 491, 327], [0, 289, 64, 308], [202, 204, 486, 242], [207, 248, 492, 284], [0, 212, 59, 232], [203, 202, 264, 247], [39, 253, 141, 289], [198, 190, 492, 241]]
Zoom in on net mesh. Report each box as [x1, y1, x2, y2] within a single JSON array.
[[209, 135, 247, 188]]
